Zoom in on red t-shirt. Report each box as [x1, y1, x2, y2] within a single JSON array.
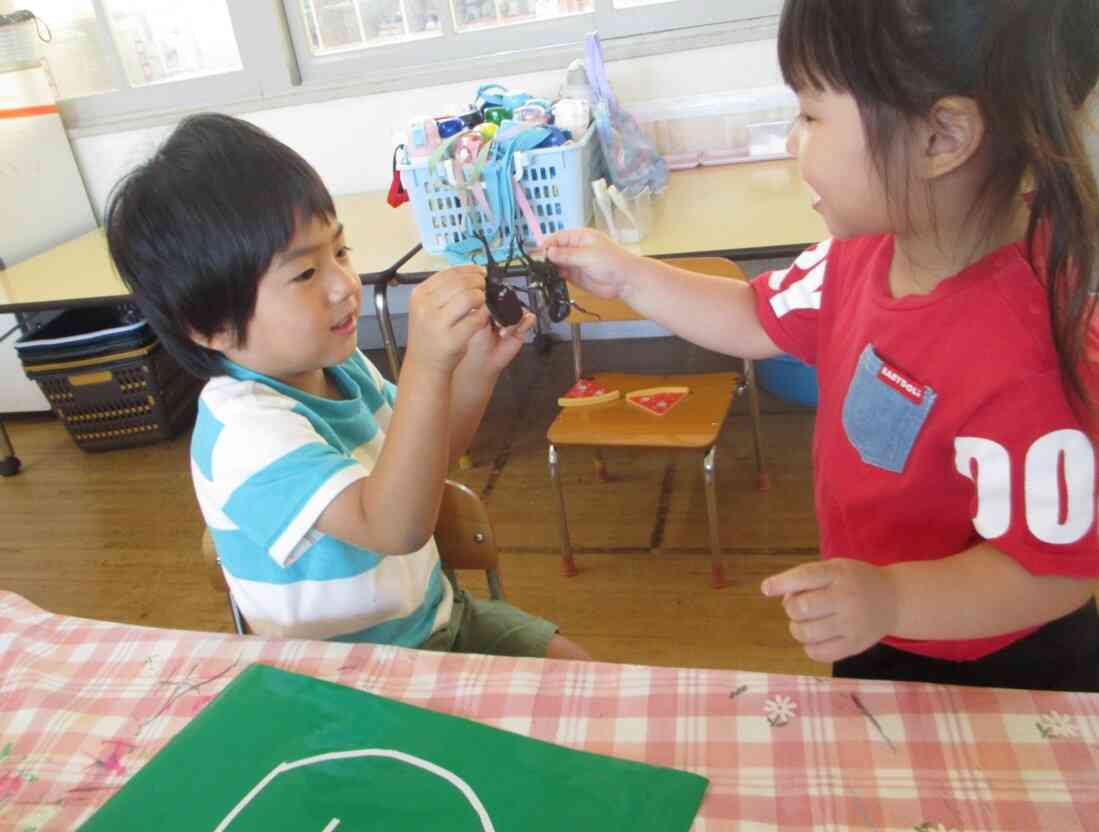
[[753, 235, 1099, 661]]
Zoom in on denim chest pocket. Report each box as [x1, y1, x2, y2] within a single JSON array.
[[841, 344, 937, 474]]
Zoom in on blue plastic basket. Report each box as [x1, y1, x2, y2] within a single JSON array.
[[757, 353, 819, 407], [398, 126, 603, 260]]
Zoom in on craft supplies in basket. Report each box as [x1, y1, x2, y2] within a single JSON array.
[[398, 121, 604, 264], [0, 10, 49, 72]]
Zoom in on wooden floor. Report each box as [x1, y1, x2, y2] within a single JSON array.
[[0, 336, 826, 677]]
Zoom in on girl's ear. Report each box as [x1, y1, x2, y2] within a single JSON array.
[[921, 96, 986, 179]]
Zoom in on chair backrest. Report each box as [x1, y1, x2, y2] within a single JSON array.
[[566, 256, 747, 377], [200, 480, 504, 634], [434, 479, 505, 600], [201, 528, 250, 635]]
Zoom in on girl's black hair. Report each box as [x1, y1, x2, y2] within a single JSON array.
[[779, 0, 1099, 412], [106, 113, 336, 379]]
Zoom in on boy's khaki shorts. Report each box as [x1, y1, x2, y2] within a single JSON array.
[[418, 583, 558, 658]]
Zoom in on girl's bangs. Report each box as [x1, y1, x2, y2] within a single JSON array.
[[778, 0, 854, 94]]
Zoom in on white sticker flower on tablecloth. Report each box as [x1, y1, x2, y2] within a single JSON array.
[[1036, 710, 1079, 739], [763, 694, 797, 727]]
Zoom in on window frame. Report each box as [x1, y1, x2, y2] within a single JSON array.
[[57, 0, 782, 134]]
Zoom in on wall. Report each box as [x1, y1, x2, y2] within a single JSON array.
[[70, 38, 783, 217]]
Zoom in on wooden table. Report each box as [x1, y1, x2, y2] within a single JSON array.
[[2, 590, 1096, 831], [0, 159, 824, 312]]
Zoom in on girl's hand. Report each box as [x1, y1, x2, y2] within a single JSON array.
[[761, 559, 899, 664], [464, 310, 537, 375], [404, 266, 490, 374], [542, 228, 641, 300]]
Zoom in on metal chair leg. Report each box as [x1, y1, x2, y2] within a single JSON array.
[[373, 282, 402, 382], [227, 593, 247, 636], [0, 420, 21, 477], [548, 443, 578, 577], [486, 568, 505, 601], [702, 446, 728, 589], [744, 359, 769, 491], [591, 448, 608, 481]]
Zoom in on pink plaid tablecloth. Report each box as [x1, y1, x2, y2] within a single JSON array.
[[1, 591, 1097, 831]]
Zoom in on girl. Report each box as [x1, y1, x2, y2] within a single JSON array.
[[544, 0, 1099, 690]]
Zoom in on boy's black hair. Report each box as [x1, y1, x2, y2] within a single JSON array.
[[106, 113, 336, 379]]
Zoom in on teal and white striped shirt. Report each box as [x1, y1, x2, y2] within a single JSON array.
[[191, 351, 452, 643]]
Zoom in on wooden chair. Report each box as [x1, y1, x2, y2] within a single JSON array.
[[201, 479, 505, 635], [546, 257, 767, 589]]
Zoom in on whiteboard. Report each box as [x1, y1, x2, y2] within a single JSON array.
[[0, 64, 96, 412]]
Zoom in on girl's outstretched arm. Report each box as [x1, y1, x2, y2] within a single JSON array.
[[544, 228, 783, 360], [762, 545, 1096, 663]]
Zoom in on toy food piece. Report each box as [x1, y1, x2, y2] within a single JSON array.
[[625, 386, 689, 415], [558, 378, 621, 407]]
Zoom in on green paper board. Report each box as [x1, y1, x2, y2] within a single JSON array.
[[81, 664, 708, 830]]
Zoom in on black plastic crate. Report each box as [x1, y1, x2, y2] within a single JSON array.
[[23, 341, 201, 452]]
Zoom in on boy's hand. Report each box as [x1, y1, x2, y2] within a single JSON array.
[[761, 559, 899, 664], [464, 310, 537, 375], [542, 228, 640, 300], [405, 266, 490, 373]]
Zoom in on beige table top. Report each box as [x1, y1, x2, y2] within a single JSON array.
[[335, 158, 826, 276], [0, 227, 125, 311], [0, 159, 825, 313]]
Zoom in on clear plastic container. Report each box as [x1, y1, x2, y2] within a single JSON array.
[[631, 86, 797, 170], [0, 13, 39, 71]]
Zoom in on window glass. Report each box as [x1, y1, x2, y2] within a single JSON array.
[[3, 0, 240, 98], [300, 0, 443, 55], [105, 0, 241, 87], [449, 0, 592, 34], [612, 0, 673, 7]]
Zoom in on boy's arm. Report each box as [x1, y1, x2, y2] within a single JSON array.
[[763, 545, 1096, 662], [315, 267, 489, 555], [447, 365, 495, 467], [545, 228, 783, 359], [446, 312, 536, 464]]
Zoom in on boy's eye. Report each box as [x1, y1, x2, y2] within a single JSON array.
[[293, 268, 316, 283], [336, 245, 352, 259], [797, 112, 815, 124]]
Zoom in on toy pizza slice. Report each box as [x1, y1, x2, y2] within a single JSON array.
[[558, 378, 621, 407], [625, 386, 690, 415]]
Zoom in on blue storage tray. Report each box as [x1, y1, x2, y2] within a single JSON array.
[[757, 353, 819, 407]]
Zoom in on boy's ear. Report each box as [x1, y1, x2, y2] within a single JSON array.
[[188, 326, 234, 353], [919, 96, 985, 180]]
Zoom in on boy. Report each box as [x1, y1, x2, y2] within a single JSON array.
[[107, 113, 587, 660]]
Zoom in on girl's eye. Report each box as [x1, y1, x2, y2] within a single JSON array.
[[336, 245, 353, 259], [797, 112, 815, 125], [293, 268, 316, 283]]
